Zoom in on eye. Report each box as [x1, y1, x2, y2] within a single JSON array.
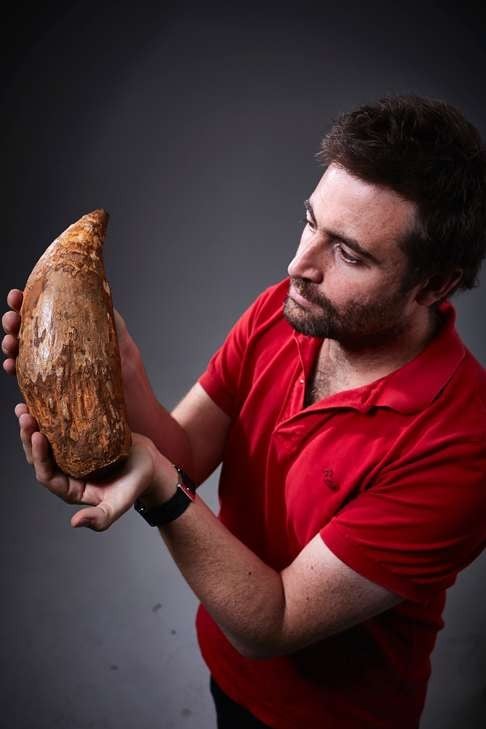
[[335, 244, 361, 266]]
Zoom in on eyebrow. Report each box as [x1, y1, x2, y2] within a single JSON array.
[[304, 199, 380, 264]]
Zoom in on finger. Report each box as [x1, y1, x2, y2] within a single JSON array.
[[2, 333, 19, 356], [6, 289, 23, 313], [113, 309, 130, 348], [113, 308, 126, 328], [2, 310, 20, 335], [30, 431, 83, 502], [31, 431, 56, 483], [18, 409, 36, 428], [15, 402, 29, 418], [71, 502, 114, 531], [19, 412, 38, 464], [3, 357, 16, 376]]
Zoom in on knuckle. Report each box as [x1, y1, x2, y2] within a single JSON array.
[[3, 345, 15, 359], [2, 311, 14, 332], [4, 359, 15, 374]]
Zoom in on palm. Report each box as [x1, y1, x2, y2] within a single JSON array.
[[32, 430, 156, 530]]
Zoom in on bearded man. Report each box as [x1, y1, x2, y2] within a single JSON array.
[[3, 94, 486, 729]]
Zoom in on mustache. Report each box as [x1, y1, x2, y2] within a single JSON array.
[[290, 277, 326, 306]]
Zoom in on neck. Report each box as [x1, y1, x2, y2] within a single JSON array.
[[320, 306, 441, 385]]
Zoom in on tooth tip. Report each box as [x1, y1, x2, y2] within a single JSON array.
[[86, 208, 109, 224], [78, 209, 110, 239]]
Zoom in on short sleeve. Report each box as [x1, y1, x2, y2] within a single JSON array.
[[197, 283, 281, 418], [321, 435, 486, 603]]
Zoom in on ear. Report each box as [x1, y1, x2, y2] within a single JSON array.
[[415, 269, 463, 306]]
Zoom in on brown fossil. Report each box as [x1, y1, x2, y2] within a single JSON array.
[[16, 210, 132, 480]]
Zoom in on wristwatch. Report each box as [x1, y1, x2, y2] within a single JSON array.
[[133, 464, 197, 526]]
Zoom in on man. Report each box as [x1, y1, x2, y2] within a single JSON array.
[[3, 95, 486, 729]]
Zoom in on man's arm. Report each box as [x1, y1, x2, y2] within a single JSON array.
[[122, 347, 231, 485], [21, 368, 402, 659], [3, 291, 231, 485], [145, 452, 403, 660], [124, 345, 403, 657], [171, 382, 232, 485]]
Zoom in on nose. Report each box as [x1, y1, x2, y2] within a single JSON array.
[[287, 235, 324, 283]]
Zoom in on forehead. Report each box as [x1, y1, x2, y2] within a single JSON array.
[[310, 164, 418, 258]]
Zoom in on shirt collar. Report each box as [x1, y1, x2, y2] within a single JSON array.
[[293, 301, 465, 415]]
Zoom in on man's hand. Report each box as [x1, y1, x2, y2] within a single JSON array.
[[2, 288, 138, 377], [15, 402, 162, 531], [2, 289, 23, 376], [3, 287, 196, 480]]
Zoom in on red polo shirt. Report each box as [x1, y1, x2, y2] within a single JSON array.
[[196, 277, 486, 729]]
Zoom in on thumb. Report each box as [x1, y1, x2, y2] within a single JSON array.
[[71, 502, 114, 531], [113, 308, 128, 338]]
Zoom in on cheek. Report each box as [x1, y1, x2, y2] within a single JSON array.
[[323, 264, 384, 304]]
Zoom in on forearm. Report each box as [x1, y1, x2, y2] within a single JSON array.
[[121, 346, 193, 472], [143, 455, 286, 658]]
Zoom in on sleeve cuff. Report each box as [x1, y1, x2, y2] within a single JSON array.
[[198, 369, 236, 419], [320, 522, 441, 604]]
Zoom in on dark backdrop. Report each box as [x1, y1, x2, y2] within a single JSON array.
[[1, 2, 485, 728]]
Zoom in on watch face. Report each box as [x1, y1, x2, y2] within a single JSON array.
[[134, 466, 196, 526], [178, 481, 196, 502], [175, 466, 197, 500], [134, 499, 147, 515]]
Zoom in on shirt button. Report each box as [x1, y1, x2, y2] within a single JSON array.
[[299, 378, 305, 384]]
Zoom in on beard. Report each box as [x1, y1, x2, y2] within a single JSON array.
[[283, 277, 412, 349]]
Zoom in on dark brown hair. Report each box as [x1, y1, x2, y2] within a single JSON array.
[[317, 95, 486, 296]]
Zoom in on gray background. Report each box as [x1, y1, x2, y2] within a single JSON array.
[[1, 2, 485, 727]]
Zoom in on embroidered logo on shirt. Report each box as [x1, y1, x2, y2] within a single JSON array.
[[323, 468, 339, 491]]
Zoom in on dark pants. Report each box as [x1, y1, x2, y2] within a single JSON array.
[[210, 676, 272, 729]]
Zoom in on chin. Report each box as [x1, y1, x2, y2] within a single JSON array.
[[283, 297, 330, 338]]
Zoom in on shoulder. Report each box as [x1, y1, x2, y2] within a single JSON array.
[[460, 346, 486, 411], [248, 277, 290, 323], [436, 345, 486, 445], [435, 300, 486, 419], [231, 276, 290, 344]]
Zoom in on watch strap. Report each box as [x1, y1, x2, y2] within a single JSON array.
[[134, 465, 196, 526]]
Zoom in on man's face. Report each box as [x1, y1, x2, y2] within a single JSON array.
[[284, 163, 422, 348]]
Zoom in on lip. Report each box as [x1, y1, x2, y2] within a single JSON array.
[[289, 286, 315, 308]]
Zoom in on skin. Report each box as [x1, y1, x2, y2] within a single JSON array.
[[1, 165, 462, 659], [284, 163, 460, 390]]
